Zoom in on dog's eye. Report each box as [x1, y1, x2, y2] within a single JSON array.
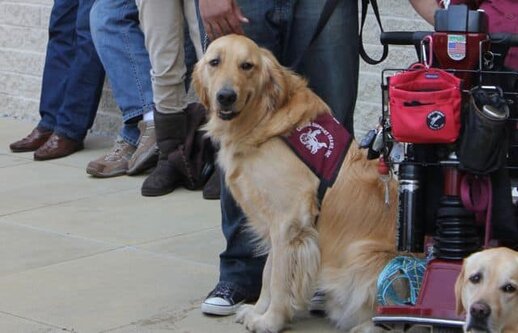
[[240, 62, 254, 71], [469, 273, 482, 284], [501, 284, 516, 293], [209, 58, 220, 67]]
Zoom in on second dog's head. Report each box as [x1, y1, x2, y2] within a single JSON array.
[[455, 247, 518, 333]]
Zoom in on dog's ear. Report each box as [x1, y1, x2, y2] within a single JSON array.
[[454, 262, 466, 315], [260, 48, 287, 111], [192, 62, 209, 108]]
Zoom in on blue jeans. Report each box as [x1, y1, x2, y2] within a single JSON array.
[[217, 0, 359, 299], [38, 0, 105, 142], [90, 0, 154, 146]]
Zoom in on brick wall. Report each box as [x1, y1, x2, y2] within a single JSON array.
[[0, 0, 431, 138], [0, 0, 121, 138]]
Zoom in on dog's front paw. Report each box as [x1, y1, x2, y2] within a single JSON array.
[[235, 304, 255, 324], [240, 311, 285, 333]]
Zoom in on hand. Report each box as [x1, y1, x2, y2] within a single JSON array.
[[199, 0, 249, 40]]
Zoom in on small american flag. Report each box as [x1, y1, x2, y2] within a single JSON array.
[[447, 35, 466, 61]]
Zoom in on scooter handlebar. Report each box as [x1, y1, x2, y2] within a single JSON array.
[[380, 31, 433, 46], [489, 33, 518, 48], [380, 31, 518, 47]]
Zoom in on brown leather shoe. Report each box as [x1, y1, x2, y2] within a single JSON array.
[[34, 134, 84, 161], [9, 127, 53, 152]]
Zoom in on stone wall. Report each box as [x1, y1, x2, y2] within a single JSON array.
[[0, 0, 120, 138], [0, 0, 431, 138]]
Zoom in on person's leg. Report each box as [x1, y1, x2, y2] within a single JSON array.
[[287, 0, 359, 134], [137, 0, 192, 196], [53, 0, 106, 143], [91, 0, 154, 145], [219, 172, 269, 289], [183, 0, 203, 97], [34, 0, 107, 161], [88, 0, 157, 177], [184, 0, 203, 61], [285, 0, 359, 313], [183, 27, 197, 92], [39, 0, 79, 132], [9, 0, 78, 152], [201, 168, 267, 315], [138, 0, 187, 114], [201, 0, 282, 316]]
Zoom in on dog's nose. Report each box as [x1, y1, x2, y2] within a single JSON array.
[[470, 301, 491, 320], [217, 88, 237, 108]]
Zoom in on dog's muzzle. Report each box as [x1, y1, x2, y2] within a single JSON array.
[[466, 302, 492, 333], [216, 88, 239, 120]]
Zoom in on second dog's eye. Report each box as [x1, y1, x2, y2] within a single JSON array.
[[501, 284, 516, 293], [240, 62, 254, 71], [209, 58, 220, 67], [469, 273, 482, 284]]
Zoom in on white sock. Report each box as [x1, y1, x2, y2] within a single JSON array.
[[143, 110, 154, 122]]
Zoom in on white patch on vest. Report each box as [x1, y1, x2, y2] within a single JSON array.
[[300, 128, 327, 154], [296, 119, 337, 158]]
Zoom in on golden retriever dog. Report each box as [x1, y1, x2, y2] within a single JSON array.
[[193, 34, 398, 333], [455, 247, 518, 333]]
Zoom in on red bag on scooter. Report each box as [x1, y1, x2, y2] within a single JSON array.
[[389, 64, 462, 143]]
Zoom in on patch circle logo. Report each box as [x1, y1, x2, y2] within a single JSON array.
[[427, 110, 446, 130], [297, 122, 336, 158]]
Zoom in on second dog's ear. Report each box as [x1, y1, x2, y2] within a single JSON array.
[[454, 263, 466, 316], [192, 62, 209, 108], [260, 48, 286, 112]]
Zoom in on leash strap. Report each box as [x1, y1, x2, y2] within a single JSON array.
[[293, 0, 388, 68], [359, 0, 388, 65], [377, 256, 427, 306]]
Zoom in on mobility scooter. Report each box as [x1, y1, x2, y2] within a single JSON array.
[[370, 4, 518, 332]]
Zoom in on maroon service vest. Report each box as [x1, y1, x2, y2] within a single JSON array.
[[283, 113, 353, 203]]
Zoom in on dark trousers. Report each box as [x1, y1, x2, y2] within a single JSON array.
[[38, 0, 105, 142]]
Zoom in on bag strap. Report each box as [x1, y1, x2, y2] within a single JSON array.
[[359, 0, 388, 65], [293, 0, 388, 68], [290, 0, 339, 69]]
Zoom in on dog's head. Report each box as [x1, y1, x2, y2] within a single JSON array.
[[455, 247, 518, 333], [193, 34, 288, 122]]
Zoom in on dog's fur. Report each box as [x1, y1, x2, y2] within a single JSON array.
[[455, 247, 518, 333], [193, 34, 398, 333]]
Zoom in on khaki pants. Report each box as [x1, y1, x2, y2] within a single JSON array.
[[135, 0, 203, 114]]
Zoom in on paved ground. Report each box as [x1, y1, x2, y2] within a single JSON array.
[[0, 118, 338, 333]]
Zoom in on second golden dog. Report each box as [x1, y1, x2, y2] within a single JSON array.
[[455, 247, 518, 333]]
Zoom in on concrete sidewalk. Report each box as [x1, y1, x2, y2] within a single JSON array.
[[0, 118, 337, 333]]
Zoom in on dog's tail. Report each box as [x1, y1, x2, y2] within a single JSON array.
[[321, 239, 396, 331]]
